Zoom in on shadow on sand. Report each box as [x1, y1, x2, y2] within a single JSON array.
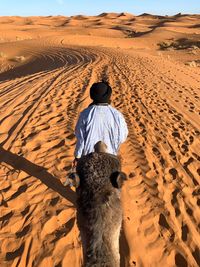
[[0, 57, 61, 82], [0, 146, 76, 205], [0, 47, 81, 82], [120, 222, 131, 267]]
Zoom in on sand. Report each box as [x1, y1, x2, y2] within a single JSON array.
[[0, 13, 200, 267]]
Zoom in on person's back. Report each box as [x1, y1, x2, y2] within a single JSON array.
[[73, 81, 128, 163], [75, 104, 128, 157]]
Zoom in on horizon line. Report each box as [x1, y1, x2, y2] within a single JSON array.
[[0, 11, 200, 17]]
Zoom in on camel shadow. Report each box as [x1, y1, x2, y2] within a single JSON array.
[[0, 146, 76, 205], [120, 223, 130, 267]]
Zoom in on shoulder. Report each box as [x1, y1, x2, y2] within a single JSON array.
[[79, 106, 92, 116], [109, 105, 125, 118], [78, 106, 95, 122]]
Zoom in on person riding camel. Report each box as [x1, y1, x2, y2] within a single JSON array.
[[73, 80, 128, 167]]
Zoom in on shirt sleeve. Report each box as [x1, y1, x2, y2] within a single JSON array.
[[118, 112, 128, 144], [74, 112, 86, 158]]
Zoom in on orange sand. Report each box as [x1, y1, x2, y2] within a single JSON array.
[[0, 13, 200, 267]]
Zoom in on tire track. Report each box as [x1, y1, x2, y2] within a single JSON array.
[[0, 43, 199, 267]]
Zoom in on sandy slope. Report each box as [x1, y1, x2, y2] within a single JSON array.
[[0, 14, 200, 267]]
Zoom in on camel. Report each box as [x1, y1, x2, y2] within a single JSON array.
[[72, 141, 127, 267]]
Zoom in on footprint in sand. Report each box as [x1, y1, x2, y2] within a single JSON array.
[[175, 252, 188, 267]]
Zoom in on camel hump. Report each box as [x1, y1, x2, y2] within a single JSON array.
[[94, 141, 108, 153]]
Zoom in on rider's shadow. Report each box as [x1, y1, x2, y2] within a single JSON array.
[[0, 146, 76, 206]]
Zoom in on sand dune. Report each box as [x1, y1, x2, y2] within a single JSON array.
[[0, 13, 200, 267]]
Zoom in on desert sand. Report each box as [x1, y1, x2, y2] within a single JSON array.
[[0, 13, 200, 267]]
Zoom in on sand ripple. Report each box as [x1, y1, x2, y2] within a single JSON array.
[[0, 39, 200, 266]]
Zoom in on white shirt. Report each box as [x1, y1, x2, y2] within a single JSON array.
[[74, 104, 128, 157]]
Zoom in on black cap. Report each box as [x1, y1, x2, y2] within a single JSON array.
[[90, 81, 112, 104]]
